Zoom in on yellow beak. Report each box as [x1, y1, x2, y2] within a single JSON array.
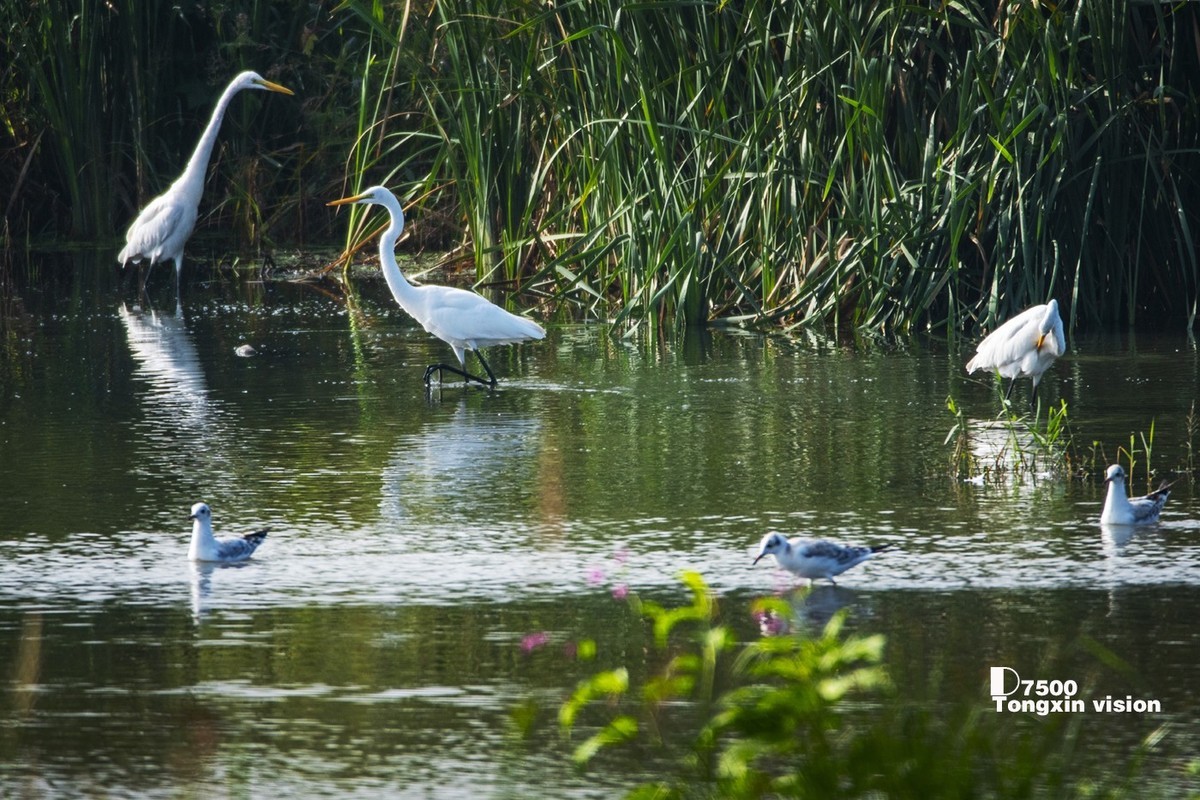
[[327, 193, 368, 207], [1034, 333, 1046, 352], [254, 77, 295, 96]]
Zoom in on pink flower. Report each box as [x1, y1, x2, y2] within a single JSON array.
[[520, 632, 550, 653], [611, 583, 629, 601], [586, 566, 606, 586], [752, 609, 788, 636]]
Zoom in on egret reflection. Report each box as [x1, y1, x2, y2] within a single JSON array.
[[379, 401, 542, 526]]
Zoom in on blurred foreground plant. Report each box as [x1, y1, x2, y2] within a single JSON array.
[[535, 573, 1160, 798]]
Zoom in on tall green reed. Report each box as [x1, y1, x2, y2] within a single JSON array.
[[341, 0, 1200, 333], [5, 0, 1199, 335]]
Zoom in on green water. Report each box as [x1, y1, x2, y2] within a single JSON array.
[[2, 254, 1199, 796]]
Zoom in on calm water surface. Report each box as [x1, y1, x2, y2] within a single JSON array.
[[2, 255, 1199, 796]]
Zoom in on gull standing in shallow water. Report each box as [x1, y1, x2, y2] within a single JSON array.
[[966, 299, 1065, 405], [1100, 465, 1173, 526], [752, 532, 890, 586], [188, 502, 268, 562]]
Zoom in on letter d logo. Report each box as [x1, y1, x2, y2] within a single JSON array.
[[990, 666, 1019, 698]]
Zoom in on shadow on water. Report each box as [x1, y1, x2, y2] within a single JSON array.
[[2, 253, 1200, 795]]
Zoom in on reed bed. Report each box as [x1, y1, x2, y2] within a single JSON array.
[[340, 0, 1200, 332], [4, 0, 1200, 333]]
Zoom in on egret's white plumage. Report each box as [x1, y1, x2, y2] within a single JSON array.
[[752, 532, 890, 586], [328, 186, 545, 387], [966, 299, 1065, 402], [118, 71, 293, 289], [187, 502, 268, 562], [1100, 464, 1172, 526]]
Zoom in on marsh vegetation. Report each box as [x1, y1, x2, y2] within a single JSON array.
[[4, 1, 1200, 332]]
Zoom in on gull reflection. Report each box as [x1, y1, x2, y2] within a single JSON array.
[[188, 560, 216, 624], [188, 559, 260, 624], [796, 584, 855, 629], [1100, 523, 1136, 559]]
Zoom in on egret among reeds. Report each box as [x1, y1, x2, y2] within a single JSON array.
[[118, 71, 294, 291], [966, 300, 1065, 405], [328, 186, 545, 388]]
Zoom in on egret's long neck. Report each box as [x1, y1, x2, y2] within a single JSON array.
[[377, 205, 419, 311], [174, 82, 242, 196]]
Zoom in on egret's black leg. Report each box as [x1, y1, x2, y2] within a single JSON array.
[[422, 362, 493, 388], [473, 350, 498, 388], [1004, 377, 1018, 401]]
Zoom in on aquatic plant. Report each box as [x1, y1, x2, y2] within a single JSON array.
[[946, 395, 1078, 483]]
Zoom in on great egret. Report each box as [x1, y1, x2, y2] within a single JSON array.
[[188, 502, 268, 562], [752, 532, 891, 586], [328, 185, 546, 388], [118, 71, 294, 291], [966, 299, 1065, 404], [1100, 464, 1173, 525]]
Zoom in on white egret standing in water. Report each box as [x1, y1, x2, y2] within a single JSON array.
[[328, 186, 545, 388], [118, 71, 294, 291], [187, 502, 268, 562], [966, 299, 1065, 405]]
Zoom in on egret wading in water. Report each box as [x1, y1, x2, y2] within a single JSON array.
[[187, 502, 268, 562], [752, 532, 891, 586], [1100, 464, 1173, 526], [966, 299, 1065, 406], [118, 71, 294, 292], [328, 186, 545, 388]]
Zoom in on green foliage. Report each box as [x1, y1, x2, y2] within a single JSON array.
[[344, 0, 1200, 332], [540, 575, 1176, 800], [542, 573, 1165, 797]]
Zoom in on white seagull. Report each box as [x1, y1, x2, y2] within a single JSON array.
[[1100, 464, 1173, 526], [188, 502, 268, 562], [327, 186, 545, 388], [118, 71, 294, 291], [966, 299, 1065, 404], [752, 532, 890, 586]]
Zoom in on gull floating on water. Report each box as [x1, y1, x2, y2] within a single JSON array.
[[752, 532, 890, 586], [188, 502, 268, 562], [1100, 465, 1173, 526]]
